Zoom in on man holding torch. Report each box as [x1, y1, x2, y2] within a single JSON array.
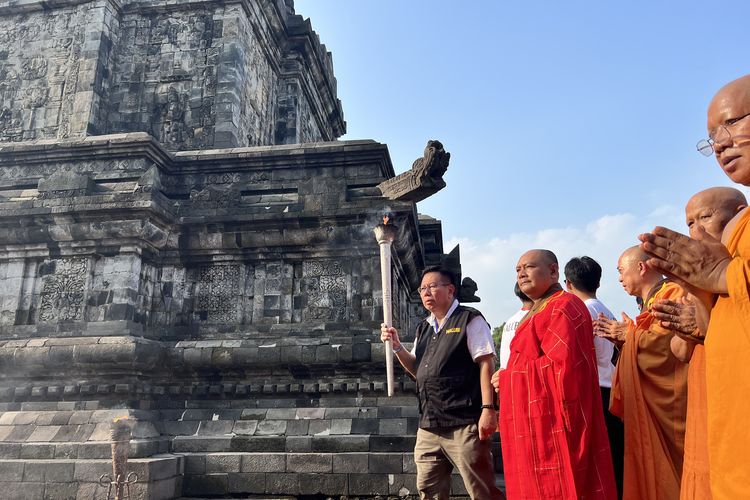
[[380, 265, 502, 499]]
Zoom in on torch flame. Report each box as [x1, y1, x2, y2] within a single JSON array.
[[383, 215, 390, 225]]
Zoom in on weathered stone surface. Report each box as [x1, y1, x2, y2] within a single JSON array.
[[0, 2, 467, 499]]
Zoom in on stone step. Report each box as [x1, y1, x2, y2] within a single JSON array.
[[0, 437, 170, 459], [0, 455, 183, 500], [171, 434, 417, 453]]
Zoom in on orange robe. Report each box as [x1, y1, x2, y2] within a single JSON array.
[[499, 290, 617, 500], [705, 208, 750, 499], [680, 344, 710, 500], [610, 281, 689, 500]]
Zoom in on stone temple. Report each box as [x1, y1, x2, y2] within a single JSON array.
[[0, 1, 485, 498]]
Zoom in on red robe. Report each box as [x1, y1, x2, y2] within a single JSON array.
[[499, 290, 617, 500]]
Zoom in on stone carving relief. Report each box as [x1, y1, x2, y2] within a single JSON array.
[[378, 140, 451, 203], [195, 264, 239, 323], [189, 186, 240, 208], [159, 86, 189, 146], [38, 258, 88, 322], [302, 260, 349, 321]]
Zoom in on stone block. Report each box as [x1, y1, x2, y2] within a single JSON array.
[[205, 453, 242, 473], [348, 472, 389, 496], [172, 436, 232, 453], [73, 460, 111, 482], [2, 481, 44, 500], [308, 420, 330, 436], [231, 420, 257, 435], [351, 418, 379, 434], [241, 453, 286, 473], [285, 419, 309, 436], [27, 425, 62, 442], [22, 461, 46, 481], [332, 452, 369, 473], [265, 408, 296, 420], [285, 436, 312, 452], [184, 455, 206, 475], [46, 462, 75, 482], [330, 418, 352, 435], [379, 418, 408, 435], [370, 435, 416, 452], [403, 453, 417, 473], [197, 420, 233, 436], [229, 436, 285, 452], [183, 474, 229, 496], [265, 472, 300, 495], [255, 420, 286, 436], [287, 453, 332, 473], [20, 443, 55, 459], [369, 452, 403, 473], [388, 473, 418, 496], [0, 443, 20, 458], [44, 482, 78, 500], [0, 460, 24, 481], [311, 435, 369, 453], [298, 472, 348, 495], [161, 421, 200, 436], [296, 408, 325, 420], [228, 472, 265, 494], [239, 409, 267, 420]]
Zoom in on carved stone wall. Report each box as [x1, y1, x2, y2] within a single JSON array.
[[0, 0, 344, 149]]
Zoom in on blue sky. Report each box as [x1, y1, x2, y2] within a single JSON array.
[[295, 0, 749, 328]]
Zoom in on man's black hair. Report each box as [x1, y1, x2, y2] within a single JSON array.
[[421, 265, 458, 289], [563, 256, 602, 294]]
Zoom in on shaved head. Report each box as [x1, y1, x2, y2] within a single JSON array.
[[686, 187, 747, 239], [526, 249, 558, 265], [516, 249, 559, 300], [617, 245, 662, 299], [619, 245, 648, 264], [709, 74, 750, 117], [707, 74, 750, 186]]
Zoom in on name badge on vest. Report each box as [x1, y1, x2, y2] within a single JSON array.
[[445, 327, 461, 334]]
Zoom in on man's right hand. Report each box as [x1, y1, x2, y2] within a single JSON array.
[[380, 324, 402, 351], [593, 312, 630, 346]]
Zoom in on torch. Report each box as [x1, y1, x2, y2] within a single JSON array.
[[374, 215, 398, 397], [99, 416, 138, 500]]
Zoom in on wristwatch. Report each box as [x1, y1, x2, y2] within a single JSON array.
[[481, 404, 498, 410]]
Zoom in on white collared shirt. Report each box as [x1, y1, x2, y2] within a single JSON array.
[[410, 299, 496, 361]]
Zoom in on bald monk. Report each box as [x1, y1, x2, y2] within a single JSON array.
[[640, 74, 750, 499], [592, 246, 688, 500], [650, 187, 747, 500], [492, 249, 616, 499]]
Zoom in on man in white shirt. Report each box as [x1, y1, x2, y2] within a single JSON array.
[[381, 265, 503, 499], [564, 256, 624, 498], [497, 283, 532, 369]]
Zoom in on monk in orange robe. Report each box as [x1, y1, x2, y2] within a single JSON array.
[[639, 74, 750, 499], [593, 246, 688, 500], [650, 187, 747, 500], [492, 249, 616, 500]]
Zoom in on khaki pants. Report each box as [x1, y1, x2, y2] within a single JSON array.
[[414, 424, 503, 500]]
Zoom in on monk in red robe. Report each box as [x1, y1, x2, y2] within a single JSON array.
[[492, 249, 617, 500]]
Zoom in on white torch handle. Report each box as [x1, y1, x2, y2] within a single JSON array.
[[379, 241, 395, 397]]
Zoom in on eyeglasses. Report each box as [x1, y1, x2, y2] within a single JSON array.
[[417, 282, 450, 295], [697, 112, 750, 156]]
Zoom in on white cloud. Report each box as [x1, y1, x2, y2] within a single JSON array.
[[446, 205, 685, 329]]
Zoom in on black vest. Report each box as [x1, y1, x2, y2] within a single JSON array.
[[414, 305, 486, 429]]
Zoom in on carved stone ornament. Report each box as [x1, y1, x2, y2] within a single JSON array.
[[458, 277, 481, 303], [377, 139, 451, 203]]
